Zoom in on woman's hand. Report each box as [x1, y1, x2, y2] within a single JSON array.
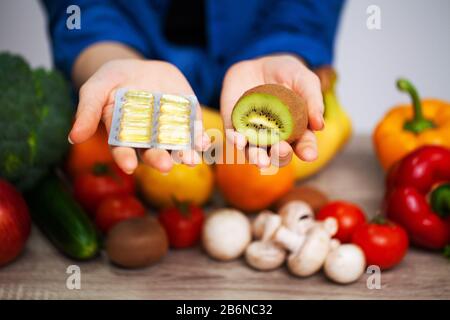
[[220, 54, 324, 168], [69, 59, 210, 174]]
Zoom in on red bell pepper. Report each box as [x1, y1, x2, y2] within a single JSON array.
[[385, 146, 450, 249]]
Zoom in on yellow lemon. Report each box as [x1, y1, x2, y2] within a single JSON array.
[[134, 163, 214, 209]]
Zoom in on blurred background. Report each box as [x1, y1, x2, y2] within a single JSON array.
[[0, 0, 449, 133]]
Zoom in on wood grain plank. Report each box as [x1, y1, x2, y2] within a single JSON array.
[[1, 135, 449, 299]]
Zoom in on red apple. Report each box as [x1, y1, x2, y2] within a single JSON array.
[[0, 180, 31, 266]]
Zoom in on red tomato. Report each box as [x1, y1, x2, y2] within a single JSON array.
[[73, 163, 135, 214], [95, 195, 146, 233], [316, 201, 366, 243], [0, 180, 31, 266], [159, 203, 204, 248], [352, 219, 409, 270]]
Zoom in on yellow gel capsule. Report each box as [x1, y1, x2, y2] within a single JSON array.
[[118, 134, 152, 143], [159, 139, 189, 145], [121, 119, 150, 128], [125, 90, 154, 104], [158, 124, 190, 132], [158, 137, 190, 145], [158, 113, 190, 124], [122, 102, 152, 112], [119, 127, 151, 142], [160, 103, 190, 115], [120, 126, 151, 136], [121, 101, 152, 127], [122, 112, 152, 122], [160, 94, 190, 106]]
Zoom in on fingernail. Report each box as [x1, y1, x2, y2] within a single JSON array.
[[123, 166, 134, 175], [279, 149, 289, 158], [237, 137, 247, 150], [318, 114, 325, 129], [124, 159, 137, 174], [303, 147, 317, 161], [68, 136, 74, 144], [259, 155, 271, 168], [124, 165, 134, 175], [160, 166, 172, 175], [202, 140, 212, 152]]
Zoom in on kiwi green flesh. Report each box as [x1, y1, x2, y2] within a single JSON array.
[[232, 93, 294, 146]]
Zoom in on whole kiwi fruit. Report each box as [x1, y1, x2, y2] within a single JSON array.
[[273, 185, 329, 213], [106, 216, 168, 268], [231, 84, 308, 146]]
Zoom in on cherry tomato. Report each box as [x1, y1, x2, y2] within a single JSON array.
[[73, 163, 134, 214], [352, 218, 409, 270], [159, 203, 204, 249], [316, 201, 366, 243], [95, 195, 146, 233]]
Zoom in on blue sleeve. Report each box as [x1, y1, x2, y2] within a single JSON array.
[[41, 0, 150, 77], [229, 0, 344, 68]]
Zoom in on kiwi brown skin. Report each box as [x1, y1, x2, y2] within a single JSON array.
[[273, 185, 329, 213], [232, 84, 308, 145], [105, 216, 168, 269]]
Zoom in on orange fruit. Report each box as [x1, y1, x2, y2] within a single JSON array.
[[134, 163, 214, 209], [65, 124, 114, 179], [215, 160, 295, 212]]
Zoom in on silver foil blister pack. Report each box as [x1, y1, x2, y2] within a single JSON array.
[[108, 89, 197, 150]]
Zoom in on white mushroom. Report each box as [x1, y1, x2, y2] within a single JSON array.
[[246, 211, 286, 271], [202, 209, 251, 261], [273, 226, 307, 253], [245, 201, 327, 273], [324, 244, 366, 284], [245, 241, 286, 271], [286, 217, 338, 277], [279, 201, 315, 235], [252, 210, 281, 240]]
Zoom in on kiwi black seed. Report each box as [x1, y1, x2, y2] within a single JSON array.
[[231, 84, 308, 146]]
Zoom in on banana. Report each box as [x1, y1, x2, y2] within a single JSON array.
[[291, 76, 352, 180]]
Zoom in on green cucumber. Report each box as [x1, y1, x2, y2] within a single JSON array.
[[26, 173, 99, 260]]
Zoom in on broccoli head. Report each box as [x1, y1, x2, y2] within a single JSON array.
[[0, 52, 73, 190]]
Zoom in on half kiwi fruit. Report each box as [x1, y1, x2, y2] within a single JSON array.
[[231, 84, 308, 146]]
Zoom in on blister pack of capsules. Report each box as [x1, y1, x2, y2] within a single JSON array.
[[108, 89, 197, 150]]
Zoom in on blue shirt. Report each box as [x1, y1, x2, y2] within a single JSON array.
[[42, 0, 344, 105]]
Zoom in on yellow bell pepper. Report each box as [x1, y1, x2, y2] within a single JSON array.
[[291, 68, 352, 180], [373, 79, 450, 170]]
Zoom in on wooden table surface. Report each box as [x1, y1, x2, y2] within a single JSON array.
[[1, 135, 449, 300]]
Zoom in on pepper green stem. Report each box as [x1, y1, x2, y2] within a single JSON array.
[[171, 195, 191, 217], [397, 78, 435, 134], [430, 183, 450, 218], [444, 245, 450, 259], [371, 215, 388, 225], [92, 162, 120, 182], [92, 163, 110, 175]]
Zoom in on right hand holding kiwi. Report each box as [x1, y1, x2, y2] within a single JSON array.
[[221, 54, 325, 168]]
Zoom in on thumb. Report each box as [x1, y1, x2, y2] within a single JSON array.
[[69, 76, 114, 144]]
